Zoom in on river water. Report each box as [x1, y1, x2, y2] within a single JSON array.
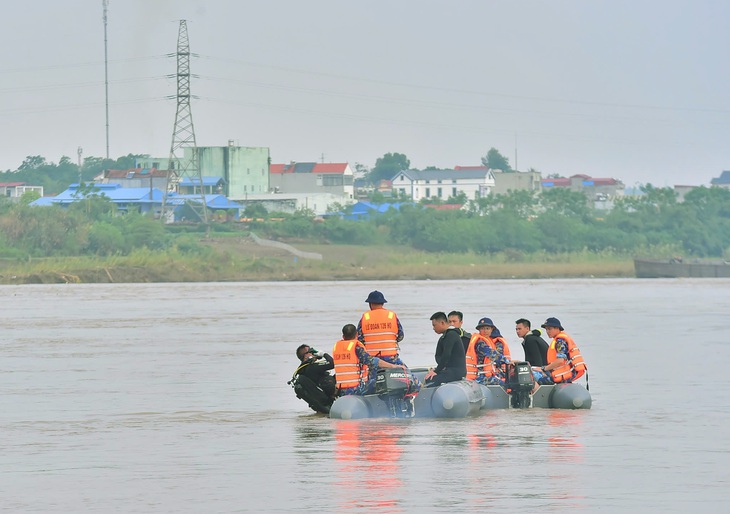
[[1, 279, 729, 513]]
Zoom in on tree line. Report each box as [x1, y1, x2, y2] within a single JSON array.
[[4, 150, 728, 260], [251, 185, 730, 259]]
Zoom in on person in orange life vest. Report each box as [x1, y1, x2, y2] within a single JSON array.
[[423, 311, 466, 387], [466, 317, 510, 386], [532, 317, 587, 386], [477, 318, 512, 362], [334, 323, 406, 396], [448, 310, 472, 354], [357, 290, 406, 366]]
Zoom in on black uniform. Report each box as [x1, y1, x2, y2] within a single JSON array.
[[428, 327, 467, 386], [522, 330, 549, 367], [458, 328, 472, 354], [291, 353, 336, 413]]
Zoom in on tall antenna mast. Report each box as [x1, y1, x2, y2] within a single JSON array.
[[102, 0, 110, 160], [161, 20, 208, 224]]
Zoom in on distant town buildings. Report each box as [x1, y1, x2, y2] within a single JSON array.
[[22, 143, 730, 220], [0, 182, 43, 199], [95, 168, 171, 191], [269, 162, 354, 198], [241, 161, 354, 216], [30, 183, 242, 221], [710, 171, 730, 189], [541, 174, 625, 200], [135, 143, 270, 201], [391, 167, 496, 202]]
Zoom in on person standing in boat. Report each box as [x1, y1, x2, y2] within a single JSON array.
[[357, 290, 407, 367], [532, 317, 587, 386], [423, 311, 466, 387], [333, 323, 410, 396], [448, 310, 472, 353], [465, 317, 509, 385], [515, 318, 549, 367]]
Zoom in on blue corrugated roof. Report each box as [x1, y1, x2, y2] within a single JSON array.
[[178, 176, 225, 187], [30, 184, 163, 205], [166, 193, 242, 209]]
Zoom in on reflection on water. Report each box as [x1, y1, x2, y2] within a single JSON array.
[[333, 421, 405, 513], [547, 410, 585, 461]]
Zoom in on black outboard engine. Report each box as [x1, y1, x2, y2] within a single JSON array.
[[375, 368, 415, 418], [504, 361, 535, 408]]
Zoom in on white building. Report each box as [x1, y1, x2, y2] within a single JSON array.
[[241, 192, 346, 217], [390, 167, 496, 202], [0, 182, 44, 199], [269, 162, 354, 199]]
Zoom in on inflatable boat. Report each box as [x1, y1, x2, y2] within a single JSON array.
[[327, 363, 591, 419]]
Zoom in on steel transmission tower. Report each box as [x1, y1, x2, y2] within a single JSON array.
[[161, 20, 208, 223], [102, 0, 110, 160]]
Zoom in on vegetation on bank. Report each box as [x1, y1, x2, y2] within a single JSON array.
[[0, 183, 727, 283]]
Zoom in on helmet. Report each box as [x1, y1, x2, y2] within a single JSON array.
[[540, 317, 564, 330], [365, 290, 387, 304], [475, 317, 494, 329]]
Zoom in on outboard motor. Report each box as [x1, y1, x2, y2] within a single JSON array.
[[375, 368, 415, 418], [504, 361, 535, 408]]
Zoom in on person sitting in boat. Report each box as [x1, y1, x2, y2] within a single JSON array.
[[289, 344, 336, 414], [448, 310, 472, 353], [477, 317, 512, 362], [357, 290, 409, 368], [465, 317, 510, 386], [515, 318, 549, 367], [334, 323, 417, 396], [531, 317, 587, 387], [423, 311, 467, 387]]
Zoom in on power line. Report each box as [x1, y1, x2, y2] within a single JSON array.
[[0, 55, 167, 75], [197, 54, 730, 116]]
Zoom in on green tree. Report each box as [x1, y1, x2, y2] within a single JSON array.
[[19, 190, 41, 205], [116, 213, 169, 250], [243, 203, 268, 218], [370, 152, 410, 184], [18, 155, 47, 171], [87, 222, 125, 255], [70, 183, 116, 219], [481, 147, 511, 172], [539, 188, 592, 220], [446, 191, 468, 205]]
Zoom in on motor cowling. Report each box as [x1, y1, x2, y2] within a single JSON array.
[[504, 361, 535, 408], [375, 368, 412, 397]]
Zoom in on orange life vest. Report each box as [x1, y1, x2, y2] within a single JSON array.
[[547, 331, 587, 383], [333, 339, 368, 390], [360, 308, 399, 357], [490, 336, 512, 361], [465, 333, 498, 380]]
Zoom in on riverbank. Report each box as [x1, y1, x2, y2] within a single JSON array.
[[0, 236, 634, 284]]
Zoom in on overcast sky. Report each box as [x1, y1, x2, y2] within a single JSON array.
[[2, 0, 728, 187]]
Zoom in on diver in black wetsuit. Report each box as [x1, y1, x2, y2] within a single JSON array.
[[289, 344, 336, 413]]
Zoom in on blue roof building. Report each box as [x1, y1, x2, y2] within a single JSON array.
[[710, 171, 730, 188], [339, 201, 413, 221], [30, 183, 243, 221]]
